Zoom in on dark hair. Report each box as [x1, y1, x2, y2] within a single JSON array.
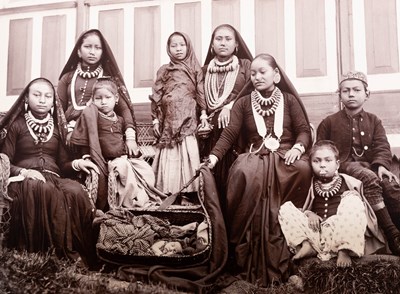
[[168, 32, 187, 47], [212, 24, 237, 42], [310, 140, 340, 161], [252, 53, 278, 69], [79, 30, 102, 47], [92, 77, 118, 98]]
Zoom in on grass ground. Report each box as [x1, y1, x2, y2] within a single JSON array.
[[2, 245, 400, 293]]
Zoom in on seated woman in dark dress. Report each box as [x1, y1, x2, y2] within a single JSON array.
[[0, 78, 99, 267]]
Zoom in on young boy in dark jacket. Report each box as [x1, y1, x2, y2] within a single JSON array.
[[317, 71, 400, 255]]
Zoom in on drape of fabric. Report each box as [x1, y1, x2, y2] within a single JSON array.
[[0, 78, 97, 266], [116, 166, 229, 294], [58, 28, 137, 131], [224, 151, 310, 286], [152, 135, 200, 194], [302, 173, 386, 255], [107, 156, 163, 209], [150, 32, 205, 147]]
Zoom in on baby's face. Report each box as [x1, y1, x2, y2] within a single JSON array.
[[164, 241, 182, 254]]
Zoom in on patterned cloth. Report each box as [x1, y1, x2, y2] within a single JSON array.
[[279, 192, 367, 261]]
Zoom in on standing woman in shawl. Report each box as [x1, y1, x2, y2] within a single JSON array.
[[201, 24, 253, 204], [150, 32, 207, 195], [0, 78, 99, 267], [58, 29, 139, 157], [207, 54, 312, 286]]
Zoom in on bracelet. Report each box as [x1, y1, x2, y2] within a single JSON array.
[[292, 143, 305, 154], [72, 160, 81, 171], [125, 128, 136, 141], [82, 154, 91, 160], [19, 168, 27, 176], [152, 119, 159, 125]]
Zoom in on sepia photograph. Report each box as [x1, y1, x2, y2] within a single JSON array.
[[0, 0, 400, 293]]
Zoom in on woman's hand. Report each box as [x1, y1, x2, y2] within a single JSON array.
[[20, 169, 46, 182], [218, 108, 230, 129], [153, 123, 161, 138], [126, 140, 141, 157], [306, 211, 322, 232], [378, 165, 400, 184], [73, 159, 100, 174], [206, 154, 218, 169], [284, 148, 302, 165]]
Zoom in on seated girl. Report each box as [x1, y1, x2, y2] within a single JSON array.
[[0, 78, 99, 267], [279, 140, 386, 267], [70, 77, 164, 210]]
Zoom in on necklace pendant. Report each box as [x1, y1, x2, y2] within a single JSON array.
[[264, 135, 280, 152]]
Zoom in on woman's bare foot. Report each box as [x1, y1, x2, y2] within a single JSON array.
[[337, 250, 352, 267], [293, 241, 317, 261]]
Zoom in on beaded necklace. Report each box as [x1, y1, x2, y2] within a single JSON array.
[[205, 55, 240, 110], [251, 87, 282, 117], [24, 111, 54, 144], [98, 111, 118, 122], [314, 176, 342, 198], [70, 62, 103, 111], [207, 57, 238, 73]]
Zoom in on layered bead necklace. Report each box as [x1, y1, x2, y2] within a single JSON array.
[[70, 62, 103, 110], [314, 176, 343, 198], [251, 87, 282, 117], [24, 111, 54, 144], [205, 55, 240, 110]]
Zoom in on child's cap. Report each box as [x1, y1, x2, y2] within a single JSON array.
[[339, 71, 368, 86]]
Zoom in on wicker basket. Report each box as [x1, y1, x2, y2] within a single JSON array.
[[96, 207, 212, 266]]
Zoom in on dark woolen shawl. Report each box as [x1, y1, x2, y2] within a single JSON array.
[[0, 78, 68, 149], [59, 29, 136, 129], [203, 24, 253, 66], [116, 165, 228, 293]]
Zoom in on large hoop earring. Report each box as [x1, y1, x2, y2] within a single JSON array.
[[273, 73, 281, 84], [50, 106, 54, 115], [210, 47, 214, 55], [235, 47, 238, 54]]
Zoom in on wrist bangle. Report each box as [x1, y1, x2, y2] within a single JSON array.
[[72, 160, 81, 171], [19, 168, 27, 176], [152, 119, 159, 125], [125, 128, 136, 141], [82, 154, 91, 160], [292, 143, 305, 154]]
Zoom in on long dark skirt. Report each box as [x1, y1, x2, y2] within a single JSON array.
[[225, 151, 311, 286], [7, 173, 97, 266]]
